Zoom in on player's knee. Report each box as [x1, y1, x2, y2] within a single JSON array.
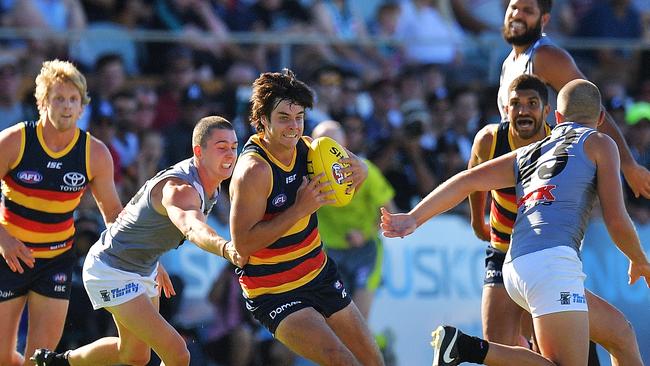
[[606, 318, 636, 350]]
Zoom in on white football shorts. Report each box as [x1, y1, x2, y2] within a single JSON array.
[[503, 246, 588, 318], [82, 251, 158, 310]]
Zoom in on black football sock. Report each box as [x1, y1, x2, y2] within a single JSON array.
[[457, 332, 489, 364], [52, 351, 71, 366]]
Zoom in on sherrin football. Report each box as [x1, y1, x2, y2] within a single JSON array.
[[307, 136, 355, 207]]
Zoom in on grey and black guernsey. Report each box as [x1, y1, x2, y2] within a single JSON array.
[[511, 122, 597, 260], [1, 121, 90, 259], [237, 135, 327, 299], [498, 34, 557, 123], [94, 158, 218, 276], [487, 121, 551, 252]]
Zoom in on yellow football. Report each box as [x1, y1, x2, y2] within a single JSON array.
[[307, 136, 355, 207]]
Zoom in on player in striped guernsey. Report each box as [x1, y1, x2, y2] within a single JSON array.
[[0, 60, 122, 366], [230, 69, 384, 366]]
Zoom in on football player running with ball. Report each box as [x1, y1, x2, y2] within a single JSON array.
[[229, 69, 384, 366]]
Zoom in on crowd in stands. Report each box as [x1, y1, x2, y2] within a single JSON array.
[[3, 0, 649, 365]]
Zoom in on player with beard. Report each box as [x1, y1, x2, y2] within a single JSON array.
[[471, 74, 644, 365], [497, 0, 649, 198]]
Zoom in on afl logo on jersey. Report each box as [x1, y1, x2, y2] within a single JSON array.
[[63, 172, 86, 187], [272, 194, 287, 207], [17, 171, 43, 184]]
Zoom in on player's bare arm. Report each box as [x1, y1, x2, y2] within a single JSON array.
[[586, 133, 650, 287], [536, 46, 650, 198], [468, 125, 496, 241], [88, 136, 123, 224], [158, 177, 246, 266], [382, 151, 517, 238], [230, 154, 334, 257], [0, 125, 34, 273]]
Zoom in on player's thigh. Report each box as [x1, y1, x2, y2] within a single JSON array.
[[481, 285, 524, 344], [275, 307, 359, 366], [24, 292, 69, 349], [533, 311, 589, 366], [326, 301, 383, 366], [106, 294, 186, 360], [0, 296, 26, 358]]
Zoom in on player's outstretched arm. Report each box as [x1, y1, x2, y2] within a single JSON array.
[[588, 133, 650, 287], [382, 152, 518, 238], [161, 178, 247, 267]]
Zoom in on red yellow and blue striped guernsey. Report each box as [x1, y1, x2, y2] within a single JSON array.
[[1, 122, 90, 258], [488, 121, 551, 252], [238, 135, 326, 298]]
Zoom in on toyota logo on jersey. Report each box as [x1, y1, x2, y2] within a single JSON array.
[[63, 172, 86, 187]]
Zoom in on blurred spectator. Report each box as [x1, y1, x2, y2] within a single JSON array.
[[364, 77, 401, 147], [574, 0, 643, 84], [163, 83, 210, 166], [450, 0, 511, 81], [88, 117, 123, 191], [110, 89, 140, 169], [1, 0, 86, 73], [152, 46, 198, 130], [249, 0, 315, 72], [340, 114, 370, 157], [312, 0, 384, 80], [151, 0, 243, 76], [71, 0, 155, 75], [367, 2, 404, 77], [80, 53, 128, 131], [394, 0, 463, 66], [215, 61, 257, 141], [451, 0, 505, 35], [133, 84, 159, 136], [435, 87, 483, 181], [0, 54, 37, 130], [307, 64, 344, 131]]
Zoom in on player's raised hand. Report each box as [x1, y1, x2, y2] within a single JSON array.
[[0, 235, 34, 273], [380, 207, 417, 238], [628, 259, 650, 288]]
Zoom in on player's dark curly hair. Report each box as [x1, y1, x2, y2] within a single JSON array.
[[508, 74, 549, 106], [249, 68, 314, 133]]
